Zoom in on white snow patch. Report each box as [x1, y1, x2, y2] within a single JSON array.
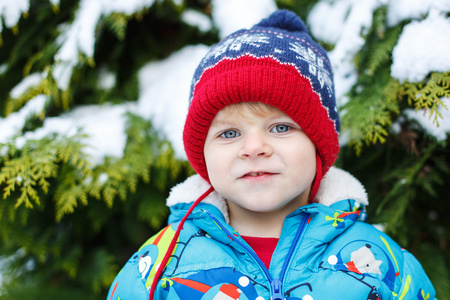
[[10, 72, 46, 99], [97, 65, 116, 90], [211, 0, 277, 38], [98, 173, 109, 184], [0, 95, 47, 143], [52, 0, 156, 90], [387, 0, 450, 26], [391, 10, 450, 82], [307, 0, 353, 45], [0, 63, 8, 75], [182, 9, 212, 32], [404, 99, 450, 141], [135, 45, 210, 159], [0, 0, 29, 29], [308, 0, 385, 106], [16, 103, 133, 165]]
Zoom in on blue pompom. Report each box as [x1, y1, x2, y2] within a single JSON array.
[[255, 9, 309, 34]]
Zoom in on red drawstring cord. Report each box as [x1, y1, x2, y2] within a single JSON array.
[[149, 186, 215, 300]]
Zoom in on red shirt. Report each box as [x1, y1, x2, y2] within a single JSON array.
[[241, 236, 279, 269]]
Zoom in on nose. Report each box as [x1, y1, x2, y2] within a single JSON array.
[[238, 131, 273, 159]]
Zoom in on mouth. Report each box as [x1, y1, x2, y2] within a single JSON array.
[[240, 171, 277, 179]]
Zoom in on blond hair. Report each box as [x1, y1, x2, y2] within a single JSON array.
[[219, 102, 284, 121]]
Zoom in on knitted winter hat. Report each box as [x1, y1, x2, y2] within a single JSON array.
[[183, 9, 340, 201]]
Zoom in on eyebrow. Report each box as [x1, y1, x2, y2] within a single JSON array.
[[210, 118, 235, 128], [210, 111, 292, 128]]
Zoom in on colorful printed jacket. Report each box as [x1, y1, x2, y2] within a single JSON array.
[[107, 167, 436, 300]]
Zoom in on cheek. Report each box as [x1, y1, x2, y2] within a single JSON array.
[[204, 147, 236, 197], [286, 142, 316, 176], [301, 148, 317, 169], [205, 162, 228, 198], [204, 145, 225, 181]]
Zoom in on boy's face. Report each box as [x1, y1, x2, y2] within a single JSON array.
[[204, 103, 316, 220]]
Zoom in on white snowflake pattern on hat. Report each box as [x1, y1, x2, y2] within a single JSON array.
[[289, 41, 334, 96], [201, 33, 270, 65]]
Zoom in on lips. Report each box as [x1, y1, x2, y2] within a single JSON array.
[[240, 171, 277, 178], [245, 172, 267, 177]]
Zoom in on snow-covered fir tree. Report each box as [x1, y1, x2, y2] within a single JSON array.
[[0, 0, 449, 298]]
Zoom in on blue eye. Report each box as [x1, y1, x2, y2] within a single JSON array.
[[271, 124, 291, 133], [221, 130, 240, 138]]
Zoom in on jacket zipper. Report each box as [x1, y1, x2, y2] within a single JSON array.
[[205, 210, 310, 300]]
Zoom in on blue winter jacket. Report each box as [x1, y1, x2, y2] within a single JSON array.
[[107, 167, 436, 299]]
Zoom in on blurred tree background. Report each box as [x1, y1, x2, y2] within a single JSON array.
[[0, 0, 448, 299]]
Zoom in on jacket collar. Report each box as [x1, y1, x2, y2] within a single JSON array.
[[166, 167, 368, 224]]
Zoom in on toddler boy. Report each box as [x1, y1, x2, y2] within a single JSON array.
[[107, 9, 436, 300]]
